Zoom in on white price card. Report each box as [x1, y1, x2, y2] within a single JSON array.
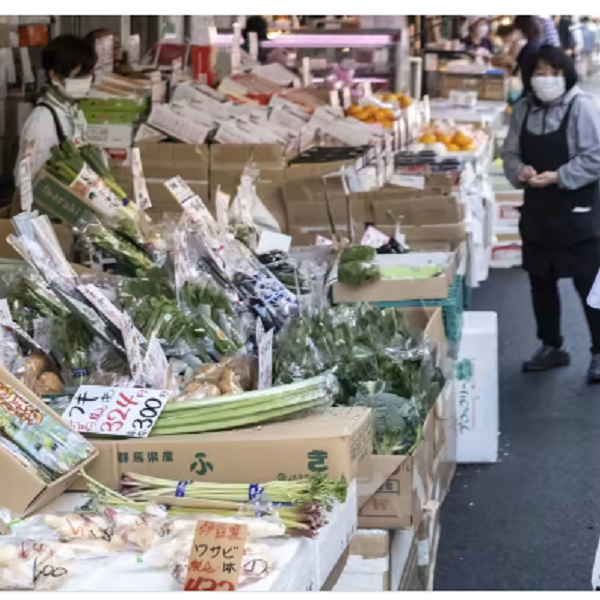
[[64, 385, 171, 437], [19, 156, 33, 212], [256, 320, 273, 390], [131, 148, 152, 209], [361, 225, 391, 249], [121, 313, 144, 385]]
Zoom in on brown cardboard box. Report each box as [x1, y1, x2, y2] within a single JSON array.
[[286, 159, 358, 182], [0, 219, 73, 261], [374, 223, 467, 245], [134, 141, 210, 182], [324, 529, 391, 591], [432, 382, 457, 504], [438, 72, 506, 102], [0, 365, 97, 515], [289, 222, 365, 246], [211, 144, 285, 172], [333, 250, 457, 304], [357, 308, 447, 530], [72, 406, 372, 492], [372, 195, 464, 226], [112, 169, 209, 214]]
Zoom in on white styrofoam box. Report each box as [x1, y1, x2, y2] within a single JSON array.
[[491, 237, 522, 269], [455, 312, 499, 463], [390, 528, 416, 592], [333, 529, 389, 592], [314, 479, 358, 590], [87, 124, 134, 148]]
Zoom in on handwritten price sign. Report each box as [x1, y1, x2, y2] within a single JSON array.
[[184, 520, 247, 592], [64, 385, 171, 438]]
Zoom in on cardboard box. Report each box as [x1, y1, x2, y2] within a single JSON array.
[[417, 500, 441, 590], [357, 307, 447, 530], [72, 406, 373, 492], [329, 529, 391, 591], [372, 194, 464, 226], [494, 191, 523, 231], [372, 223, 467, 245], [32, 169, 94, 225], [136, 141, 210, 182], [333, 251, 457, 304], [0, 365, 97, 515], [455, 312, 499, 464], [80, 97, 147, 115], [438, 72, 507, 102], [289, 223, 365, 247], [211, 144, 285, 172], [0, 219, 73, 261]]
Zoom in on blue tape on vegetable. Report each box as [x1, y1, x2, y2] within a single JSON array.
[[175, 480, 192, 498], [248, 483, 265, 501]]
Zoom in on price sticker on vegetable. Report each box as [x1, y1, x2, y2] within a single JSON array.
[[64, 385, 171, 438]]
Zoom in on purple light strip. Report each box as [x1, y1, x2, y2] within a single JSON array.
[[216, 33, 394, 48]]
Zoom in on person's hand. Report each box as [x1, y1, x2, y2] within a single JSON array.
[[518, 165, 537, 182], [529, 171, 558, 187]]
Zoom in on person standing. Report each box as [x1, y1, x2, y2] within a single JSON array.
[[462, 16, 494, 54], [14, 35, 96, 185], [501, 45, 600, 381]]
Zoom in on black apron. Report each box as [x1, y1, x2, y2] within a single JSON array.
[[519, 96, 600, 278]]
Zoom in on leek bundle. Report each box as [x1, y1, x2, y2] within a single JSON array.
[[151, 373, 336, 435]]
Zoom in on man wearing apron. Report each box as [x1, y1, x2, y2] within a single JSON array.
[[502, 44, 600, 382]]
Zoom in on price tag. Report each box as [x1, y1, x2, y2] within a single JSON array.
[[143, 333, 169, 390], [121, 313, 144, 385], [184, 520, 247, 592], [131, 148, 152, 209], [151, 71, 163, 104], [256, 320, 273, 390], [171, 57, 182, 90], [361, 225, 391, 248], [19, 156, 33, 212], [64, 385, 171, 437]]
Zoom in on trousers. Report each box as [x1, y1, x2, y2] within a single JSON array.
[[529, 266, 600, 355]]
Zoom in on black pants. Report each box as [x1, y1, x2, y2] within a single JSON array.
[[530, 268, 600, 354]]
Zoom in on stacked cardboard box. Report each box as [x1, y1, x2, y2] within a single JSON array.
[[491, 190, 522, 268]]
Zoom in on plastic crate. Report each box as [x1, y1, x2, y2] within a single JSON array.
[[368, 275, 466, 351]]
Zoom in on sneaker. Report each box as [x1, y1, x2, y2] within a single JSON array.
[[588, 355, 600, 384], [522, 346, 571, 373]]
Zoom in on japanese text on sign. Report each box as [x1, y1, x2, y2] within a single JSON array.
[[64, 385, 170, 438], [184, 520, 247, 592]]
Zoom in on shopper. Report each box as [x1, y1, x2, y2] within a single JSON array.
[[14, 35, 96, 183], [462, 16, 494, 54], [501, 45, 600, 381]]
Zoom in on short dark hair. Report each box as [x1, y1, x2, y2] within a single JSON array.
[[514, 16, 540, 40], [42, 35, 97, 78], [528, 44, 578, 91]]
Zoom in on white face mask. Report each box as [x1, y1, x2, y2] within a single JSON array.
[[477, 25, 489, 38], [58, 75, 93, 100], [531, 75, 566, 103]]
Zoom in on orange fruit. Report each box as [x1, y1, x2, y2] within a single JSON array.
[[446, 143, 460, 151], [420, 133, 437, 144]]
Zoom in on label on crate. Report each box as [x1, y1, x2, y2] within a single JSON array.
[[70, 164, 122, 217], [64, 385, 171, 437]]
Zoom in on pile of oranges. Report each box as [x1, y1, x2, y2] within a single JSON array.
[[346, 105, 396, 129], [378, 93, 414, 109], [420, 128, 476, 152]]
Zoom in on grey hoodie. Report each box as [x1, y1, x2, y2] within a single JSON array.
[[501, 85, 600, 191]]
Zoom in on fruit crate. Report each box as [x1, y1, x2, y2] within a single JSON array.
[[370, 275, 465, 353]]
